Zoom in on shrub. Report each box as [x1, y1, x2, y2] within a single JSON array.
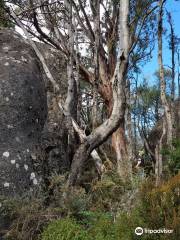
[[0, 196, 62, 240], [1, 174, 180, 240], [41, 213, 117, 240], [41, 218, 90, 240], [115, 210, 146, 240], [162, 138, 180, 175], [89, 171, 127, 212], [87, 213, 116, 240], [168, 139, 180, 174], [46, 174, 89, 218], [129, 175, 180, 239]]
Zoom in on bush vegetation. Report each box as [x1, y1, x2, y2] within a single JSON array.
[[0, 171, 179, 240], [163, 138, 180, 175]]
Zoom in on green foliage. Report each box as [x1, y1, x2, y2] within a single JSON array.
[[48, 174, 89, 217], [0, 0, 12, 28], [87, 213, 116, 240], [154, 68, 173, 97], [89, 170, 128, 211], [135, 83, 160, 112], [114, 210, 146, 240], [41, 218, 90, 240], [133, 82, 161, 135], [162, 138, 180, 175], [136, 175, 180, 239], [77, 211, 109, 227], [104, 175, 180, 240], [41, 214, 117, 240], [63, 187, 88, 217], [1, 174, 180, 240], [0, 196, 19, 220]]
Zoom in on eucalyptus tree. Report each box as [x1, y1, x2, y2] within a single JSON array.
[[167, 11, 176, 101], [155, 0, 173, 185], [5, 0, 159, 184]]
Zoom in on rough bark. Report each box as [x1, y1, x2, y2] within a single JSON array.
[[92, 0, 100, 129]]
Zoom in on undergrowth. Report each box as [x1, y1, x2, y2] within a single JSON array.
[[0, 172, 179, 240]]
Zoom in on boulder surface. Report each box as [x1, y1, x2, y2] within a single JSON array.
[[0, 29, 47, 195]]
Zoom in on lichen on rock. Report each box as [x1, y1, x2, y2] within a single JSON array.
[[0, 29, 47, 196]]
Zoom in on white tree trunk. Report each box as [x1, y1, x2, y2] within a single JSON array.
[[155, 0, 173, 184], [158, 0, 173, 145]]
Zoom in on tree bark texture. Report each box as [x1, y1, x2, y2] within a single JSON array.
[[92, 0, 100, 129], [68, 0, 130, 186], [155, 0, 173, 183], [167, 12, 175, 102], [64, 0, 78, 164], [158, 0, 173, 146]]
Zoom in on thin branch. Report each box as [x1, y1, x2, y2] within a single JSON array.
[[77, 0, 95, 41], [8, 8, 60, 92], [130, 5, 158, 54]]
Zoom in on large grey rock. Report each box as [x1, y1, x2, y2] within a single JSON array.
[[36, 44, 69, 176], [0, 29, 47, 195]]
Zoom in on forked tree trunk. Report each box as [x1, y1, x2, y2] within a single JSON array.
[[68, 0, 130, 186]]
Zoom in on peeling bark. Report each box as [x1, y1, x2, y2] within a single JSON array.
[[107, 100, 131, 179], [68, 0, 130, 186], [112, 126, 131, 179]]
